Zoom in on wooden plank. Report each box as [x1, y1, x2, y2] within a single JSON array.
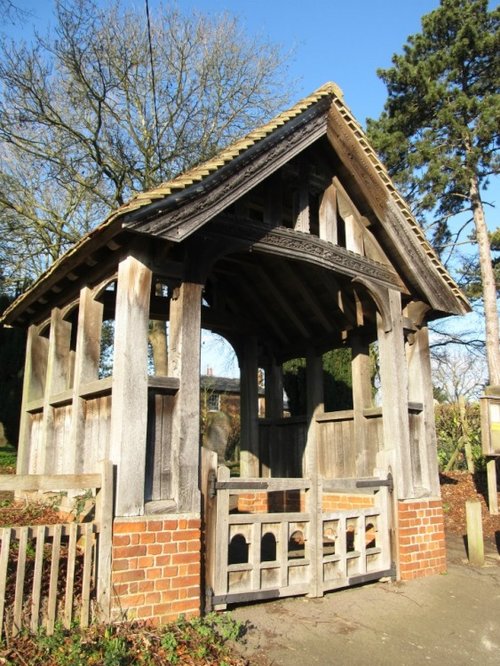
[[250, 521, 260, 591], [96, 459, 113, 620], [217, 477, 311, 492], [64, 523, 78, 629], [264, 360, 284, 420], [374, 485, 392, 572], [4, 523, 98, 540], [280, 521, 288, 588], [316, 410, 354, 423], [79, 377, 113, 400], [17, 326, 49, 474], [405, 320, 440, 496], [305, 350, 323, 598], [0, 528, 11, 638], [80, 523, 93, 628], [40, 308, 72, 474], [13, 526, 28, 636], [46, 524, 62, 635], [201, 447, 218, 607], [295, 161, 310, 233], [109, 252, 152, 516], [466, 500, 484, 567], [486, 459, 498, 516], [147, 376, 180, 393], [69, 288, 104, 473], [228, 511, 311, 525], [377, 289, 412, 499], [0, 473, 101, 492], [351, 335, 371, 477], [319, 182, 338, 244], [169, 281, 203, 512], [30, 525, 46, 633], [214, 466, 230, 609], [239, 337, 260, 478]]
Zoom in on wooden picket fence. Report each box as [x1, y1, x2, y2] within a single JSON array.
[[0, 460, 113, 638]]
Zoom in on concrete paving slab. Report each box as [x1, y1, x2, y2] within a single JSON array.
[[231, 535, 500, 665]]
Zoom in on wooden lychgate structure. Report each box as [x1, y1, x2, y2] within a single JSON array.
[[1, 83, 469, 621]]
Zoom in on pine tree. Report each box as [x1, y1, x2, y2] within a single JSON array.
[[367, 0, 500, 385]]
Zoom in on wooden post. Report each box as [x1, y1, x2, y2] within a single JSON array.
[[487, 459, 499, 515], [109, 253, 152, 516], [351, 334, 372, 477], [405, 319, 440, 496], [16, 325, 49, 475], [319, 182, 338, 244], [69, 287, 104, 473], [201, 446, 218, 610], [264, 359, 283, 420], [377, 289, 413, 499], [295, 161, 310, 233], [239, 337, 260, 478], [263, 358, 283, 477], [169, 281, 203, 512], [96, 459, 114, 620], [466, 500, 484, 567], [305, 348, 324, 597], [40, 308, 72, 474]]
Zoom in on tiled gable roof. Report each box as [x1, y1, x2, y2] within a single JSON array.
[[1, 82, 469, 324]]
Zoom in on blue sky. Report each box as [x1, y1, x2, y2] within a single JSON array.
[[7, 1, 498, 378], [11, 0, 441, 125]]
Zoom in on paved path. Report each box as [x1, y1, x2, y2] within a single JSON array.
[[231, 535, 500, 665]]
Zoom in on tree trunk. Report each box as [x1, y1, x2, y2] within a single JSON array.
[[470, 174, 500, 386]]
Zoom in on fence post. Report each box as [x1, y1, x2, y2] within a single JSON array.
[[96, 459, 114, 620], [486, 459, 498, 515], [466, 500, 484, 567]]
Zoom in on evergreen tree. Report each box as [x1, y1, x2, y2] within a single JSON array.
[[367, 0, 500, 385]]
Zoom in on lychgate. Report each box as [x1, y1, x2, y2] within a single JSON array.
[[1, 83, 469, 623]]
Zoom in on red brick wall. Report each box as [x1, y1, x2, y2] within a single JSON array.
[[397, 499, 446, 580], [237, 492, 269, 513], [322, 493, 374, 511], [111, 514, 201, 624], [237, 491, 375, 513]]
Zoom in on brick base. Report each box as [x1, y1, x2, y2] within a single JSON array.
[[111, 514, 201, 624], [237, 491, 374, 513], [398, 499, 446, 580], [322, 493, 374, 511]]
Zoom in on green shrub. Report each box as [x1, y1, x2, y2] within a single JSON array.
[[0, 614, 246, 665], [435, 402, 485, 472]]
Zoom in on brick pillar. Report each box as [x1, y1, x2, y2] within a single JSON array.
[[111, 514, 201, 623], [397, 499, 446, 580]]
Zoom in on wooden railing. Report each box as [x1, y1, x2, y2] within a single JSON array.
[[0, 460, 113, 638]]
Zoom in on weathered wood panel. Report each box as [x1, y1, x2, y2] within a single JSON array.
[[145, 393, 174, 502], [53, 405, 73, 475], [28, 412, 44, 475], [317, 413, 355, 478], [109, 253, 152, 516], [259, 419, 307, 478], [17, 326, 49, 475], [169, 281, 203, 512], [408, 411, 423, 490], [83, 396, 112, 473]]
